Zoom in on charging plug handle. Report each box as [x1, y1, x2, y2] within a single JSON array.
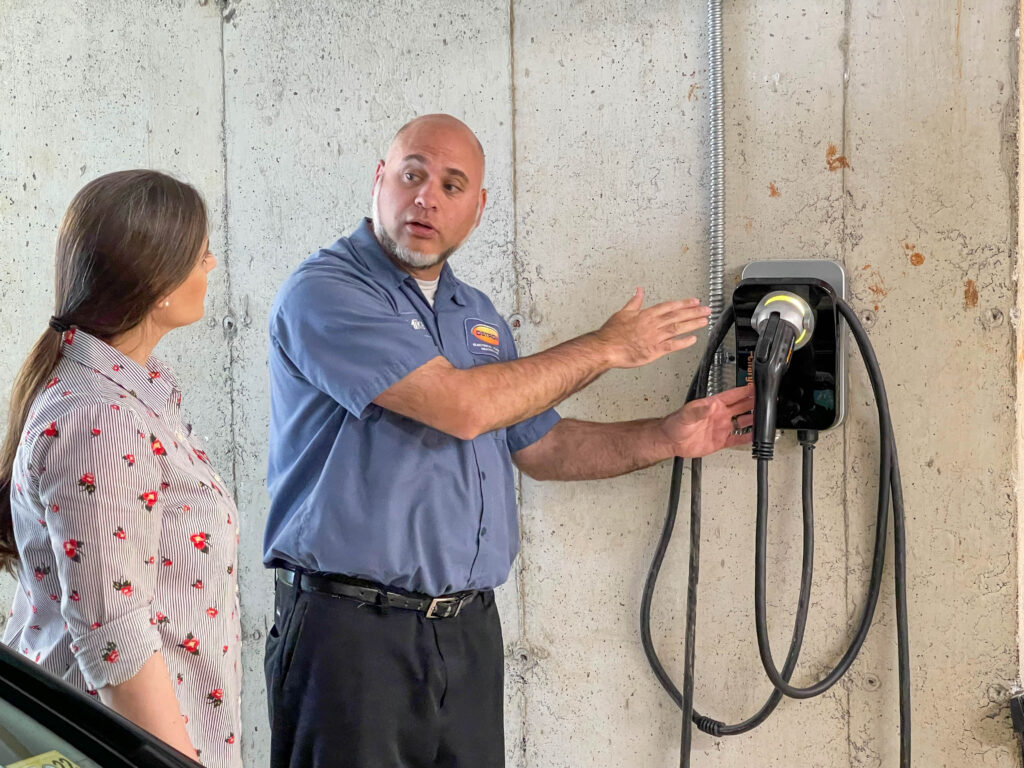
[[753, 313, 798, 460]]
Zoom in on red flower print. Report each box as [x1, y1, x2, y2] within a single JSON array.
[[222, 645, 228, 654], [206, 607, 218, 618], [70, 590, 80, 602], [90, 428, 101, 437], [111, 364, 120, 372], [193, 448, 209, 463], [50, 504, 58, 513], [207, 689, 223, 707], [28, 625, 40, 631], [62, 540, 82, 561], [78, 473, 96, 493], [61, 390, 71, 396], [176, 673, 183, 685], [183, 504, 191, 513], [150, 435, 166, 456], [42, 422, 58, 438], [48, 593, 57, 601], [44, 377, 58, 389], [148, 370, 161, 380], [179, 633, 200, 655], [109, 403, 120, 410], [192, 580, 203, 589], [36, 518, 46, 527], [90, 621, 101, 630], [138, 490, 158, 511], [32, 566, 49, 581], [122, 453, 135, 466], [137, 430, 145, 438], [145, 556, 156, 565], [162, 557, 173, 567], [226, 564, 233, 575], [190, 532, 211, 553], [113, 579, 133, 597], [63, 328, 76, 345], [154, 612, 169, 625], [113, 527, 126, 540], [225, 733, 235, 745], [159, 481, 170, 490], [102, 642, 119, 663]]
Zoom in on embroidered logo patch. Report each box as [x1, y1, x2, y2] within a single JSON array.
[[466, 319, 500, 358], [410, 318, 426, 331]]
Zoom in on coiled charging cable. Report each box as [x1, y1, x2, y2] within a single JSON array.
[[639, 300, 910, 768]]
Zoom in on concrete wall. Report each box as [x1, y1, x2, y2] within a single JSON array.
[[0, 1, 1018, 766]]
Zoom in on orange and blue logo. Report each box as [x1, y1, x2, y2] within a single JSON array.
[[466, 319, 501, 359], [471, 324, 499, 345]]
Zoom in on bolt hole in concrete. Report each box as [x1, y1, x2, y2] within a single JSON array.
[[859, 309, 876, 329]]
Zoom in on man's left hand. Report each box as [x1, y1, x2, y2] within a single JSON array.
[[659, 384, 755, 458]]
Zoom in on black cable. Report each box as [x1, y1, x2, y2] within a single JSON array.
[[641, 307, 817, 754], [750, 299, 909, 766], [641, 296, 910, 768]]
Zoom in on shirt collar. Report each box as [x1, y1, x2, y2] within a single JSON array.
[[347, 218, 468, 307], [59, 327, 179, 415]]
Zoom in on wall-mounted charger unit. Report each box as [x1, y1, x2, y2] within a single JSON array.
[[733, 260, 848, 431]]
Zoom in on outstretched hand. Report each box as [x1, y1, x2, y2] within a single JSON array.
[[659, 384, 755, 458], [593, 287, 712, 369]]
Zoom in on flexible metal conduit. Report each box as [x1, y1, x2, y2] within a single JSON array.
[[707, 0, 726, 393]]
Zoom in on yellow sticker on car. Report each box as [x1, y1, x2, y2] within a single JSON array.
[[6, 751, 82, 768]]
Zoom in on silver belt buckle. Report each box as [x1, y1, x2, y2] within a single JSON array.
[[426, 595, 465, 619]]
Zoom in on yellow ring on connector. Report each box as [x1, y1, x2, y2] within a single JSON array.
[[765, 294, 810, 347], [764, 294, 808, 314]]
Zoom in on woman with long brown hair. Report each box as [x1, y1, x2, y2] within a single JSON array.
[[0, 170, 241, 767]]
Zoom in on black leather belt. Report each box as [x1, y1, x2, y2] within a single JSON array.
[[275, 567, 477, 619]]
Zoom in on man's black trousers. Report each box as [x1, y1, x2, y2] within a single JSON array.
[[265, 575, 505, 768]]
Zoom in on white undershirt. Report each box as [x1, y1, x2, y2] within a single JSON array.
[[415, 277, 440, 307]]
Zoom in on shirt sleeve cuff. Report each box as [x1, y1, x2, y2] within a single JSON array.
[[348, 350, 441, 418], [72, 606, 162, 689], [506, 408, 561, 453]]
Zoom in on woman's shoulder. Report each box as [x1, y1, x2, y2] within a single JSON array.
[[22, 383, 151, 456]]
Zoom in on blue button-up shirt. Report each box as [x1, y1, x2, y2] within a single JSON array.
[[264, 219, 560, 595]]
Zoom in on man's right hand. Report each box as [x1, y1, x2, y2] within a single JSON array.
[[591, 287, 711, 368]]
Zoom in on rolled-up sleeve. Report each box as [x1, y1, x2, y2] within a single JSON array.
[[494, 317, 561, 452], [36, 403, 162, 689], [271, 270, 441, 417]]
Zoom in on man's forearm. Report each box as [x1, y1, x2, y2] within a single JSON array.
[[459, 334, 614, 435], [514, 417, 674, 481], [374, 292, 711, 440]]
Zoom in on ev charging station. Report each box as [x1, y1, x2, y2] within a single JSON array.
[[640, 261, 911, 767]]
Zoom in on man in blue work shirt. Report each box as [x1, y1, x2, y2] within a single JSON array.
[[263, 113, 754, 768]]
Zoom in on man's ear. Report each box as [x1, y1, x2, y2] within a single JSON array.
[[475, 187, 488, 227], [372, 160, 385, 195]]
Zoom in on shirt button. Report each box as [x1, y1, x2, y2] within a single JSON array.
[[481, 472, 487, 480], [480, 527, 488, 537]]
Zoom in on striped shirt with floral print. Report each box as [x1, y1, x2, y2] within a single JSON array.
[[3, 328, 241, 768]]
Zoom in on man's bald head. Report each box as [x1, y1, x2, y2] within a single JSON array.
[[387, 114, 486, 179]]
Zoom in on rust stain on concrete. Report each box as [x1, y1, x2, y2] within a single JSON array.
[[964, 279, 978, 309], [867, 271, 888, 298], [903, 241, 924, 266], [768, 182, 780, 197], [826, 143, 851, 171], [687, 83, 701, 101]]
